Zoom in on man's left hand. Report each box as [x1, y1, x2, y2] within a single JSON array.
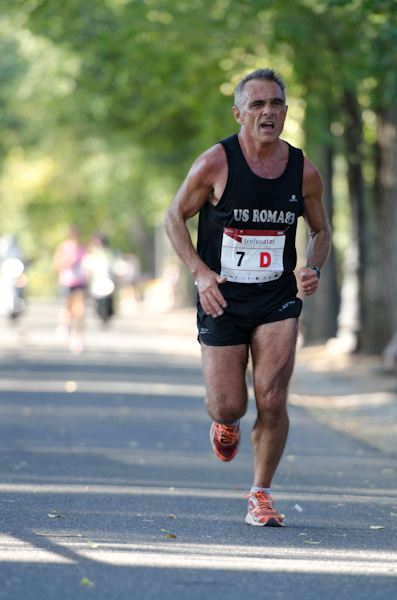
[[298, 266, 319, 296]]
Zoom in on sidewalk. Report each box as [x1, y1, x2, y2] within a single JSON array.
[[1, 298, 396, 457], [291, 345, 397, 457]]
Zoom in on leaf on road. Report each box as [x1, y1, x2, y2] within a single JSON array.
[[370, 526, 384, 529], [48, 512, 63, 518], [80, 577, 95, 587], [166, 534, 177, 539], [304, 540, 322, 544], [390, 513, 397, 517], [65, 381, 77, 393], [161, 529, 170, 533], [168, 515, 176, 519]]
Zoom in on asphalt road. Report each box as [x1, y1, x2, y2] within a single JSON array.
[[0, 300, 396, 599]]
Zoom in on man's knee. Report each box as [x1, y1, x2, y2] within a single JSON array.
[[205, 394, 247, 425], [256, 387, 289, 424]]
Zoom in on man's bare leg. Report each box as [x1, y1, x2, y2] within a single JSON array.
[[250, 318, 299, 488], [200, 343, 249, 425]]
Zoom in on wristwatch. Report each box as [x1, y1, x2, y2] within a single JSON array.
[[306, 265, 321, 279]]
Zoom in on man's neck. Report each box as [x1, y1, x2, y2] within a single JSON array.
[[238, 131, 286, 162]]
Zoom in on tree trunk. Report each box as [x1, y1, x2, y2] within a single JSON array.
[[301, 146, 339, 343], [362, 106, 397, 353], [342, 90, 366, 351]]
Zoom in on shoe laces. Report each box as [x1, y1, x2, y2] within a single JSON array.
[[216, 424, 239, 445], [244, 488, 275, 511]]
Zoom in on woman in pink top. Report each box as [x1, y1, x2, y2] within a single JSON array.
[[53, 225, 88, 354]]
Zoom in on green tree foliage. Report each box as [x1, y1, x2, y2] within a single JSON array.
[[1, 0, 396, 350]]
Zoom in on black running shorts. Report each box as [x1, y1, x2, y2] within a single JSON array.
[[197, 273, 302, 346]]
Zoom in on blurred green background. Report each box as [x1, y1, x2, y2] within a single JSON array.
[[0, 0, 396, 354]]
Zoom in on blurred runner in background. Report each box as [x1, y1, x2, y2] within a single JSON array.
[[83, 232, 117, 325], [53, 225, 87, 354]]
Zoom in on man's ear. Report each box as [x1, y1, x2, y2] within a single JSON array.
[[233, 105, 243, 125]]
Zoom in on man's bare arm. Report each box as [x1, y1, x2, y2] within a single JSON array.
[[298, 158, 331, 296], [165, 145, 228, 317]]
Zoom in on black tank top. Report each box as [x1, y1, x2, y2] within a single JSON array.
[[197, 134, 304, 284]]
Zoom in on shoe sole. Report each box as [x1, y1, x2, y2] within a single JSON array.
[[245, 512, 284, 527]]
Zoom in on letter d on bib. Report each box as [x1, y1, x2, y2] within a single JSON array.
[[260, 252, 271, 268]]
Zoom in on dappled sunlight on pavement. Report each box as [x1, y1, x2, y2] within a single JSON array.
[[1, 299, 396, 456], [0, 483, 396, 575], [0, 299, 200, 358], [0, 300, 396, 598], [293, 345, 397, 456]]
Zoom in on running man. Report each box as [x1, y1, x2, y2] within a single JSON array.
[[165, 68, 330, 526]]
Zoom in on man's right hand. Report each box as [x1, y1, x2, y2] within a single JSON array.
[[197, 270, 228, 318]]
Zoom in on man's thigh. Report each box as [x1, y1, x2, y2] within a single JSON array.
[[201, 342, 249, 409], [250, 318, 299, 402]]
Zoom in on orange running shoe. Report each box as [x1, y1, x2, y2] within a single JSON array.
[[210, 422, 241, 462], [244, 489, 284, 527]]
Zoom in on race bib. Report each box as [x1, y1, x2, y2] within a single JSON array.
[[220, 228, 285, 283]]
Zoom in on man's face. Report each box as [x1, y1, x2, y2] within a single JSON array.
[[233, 79, 288, 144]]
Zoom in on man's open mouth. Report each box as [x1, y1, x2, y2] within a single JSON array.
[[261, 122, 275, 130]]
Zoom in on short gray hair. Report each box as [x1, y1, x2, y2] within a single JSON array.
[[234, 68, 286, 110]]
